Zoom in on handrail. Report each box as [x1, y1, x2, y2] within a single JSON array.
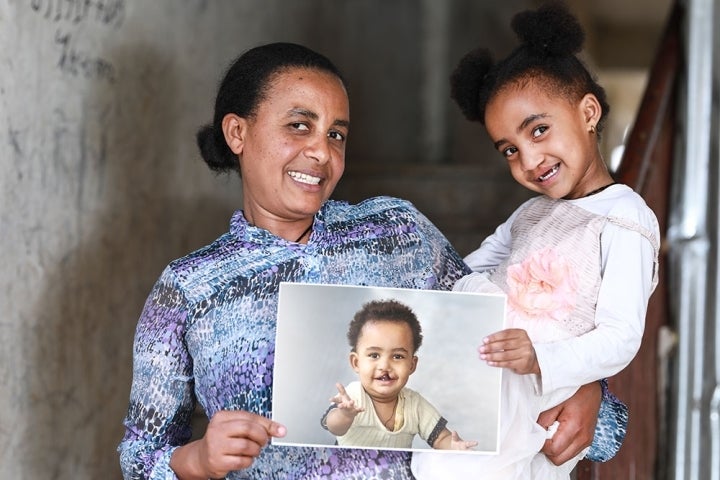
[[576, 2, 683, 480]]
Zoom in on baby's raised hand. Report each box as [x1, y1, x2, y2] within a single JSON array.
[[478, 328, 539, 375], [330, 382, 364, 418], [449, 431, 478, 451]]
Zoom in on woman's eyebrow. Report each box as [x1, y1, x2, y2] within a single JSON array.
[[287, 107, 349, 128]]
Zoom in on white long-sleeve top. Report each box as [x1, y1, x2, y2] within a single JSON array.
[[455, 184, 660, 395]]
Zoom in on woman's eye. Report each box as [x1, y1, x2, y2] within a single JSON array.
[[532, 125, 548, 139], [291, 122, 309, 131], [328, 130, 346, 142]]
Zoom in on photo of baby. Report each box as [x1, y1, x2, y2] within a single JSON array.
[[321, 299, 478, 450], [272, 283, 505, 454]]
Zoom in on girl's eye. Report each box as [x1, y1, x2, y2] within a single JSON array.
[[501, 146, 518, 158], [368, 353, 380, 359], [393, 354, 405, 360], [532, 125, 548, 139]]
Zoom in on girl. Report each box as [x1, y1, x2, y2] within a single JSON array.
[[411, 2, 660, 479]]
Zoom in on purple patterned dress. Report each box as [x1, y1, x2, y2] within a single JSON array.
[[118, 196, 470, 479]]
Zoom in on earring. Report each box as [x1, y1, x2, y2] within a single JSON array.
[[589, 124, 597, 134]]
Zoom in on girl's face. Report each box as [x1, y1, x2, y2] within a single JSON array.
[[230, 67, 350, 232], [484, 81, 607, 200], [350, 320, 418, 404]]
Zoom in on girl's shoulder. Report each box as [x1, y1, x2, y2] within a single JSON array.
[[574, 184, 658, 228]]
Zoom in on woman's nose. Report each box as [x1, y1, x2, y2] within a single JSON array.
[[303, 135, 331, 164]]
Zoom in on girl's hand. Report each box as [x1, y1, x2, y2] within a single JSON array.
[[330, 382, 365, 419], [170, 410, 287, 480], [478, 328, 539, 375]]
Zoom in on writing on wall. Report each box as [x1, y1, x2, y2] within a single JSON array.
[[27, 0, 127, 83]]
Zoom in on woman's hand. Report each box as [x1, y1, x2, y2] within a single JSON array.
[[537, 382, 600, 465], [478, 328, 539, 375], [170, 409, 287, 480]]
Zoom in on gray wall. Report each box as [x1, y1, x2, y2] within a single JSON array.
[[0, 1, 529, 478]]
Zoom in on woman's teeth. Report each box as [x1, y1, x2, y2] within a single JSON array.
[[538, 165, 559, 182], [288, 171, 321, 185]]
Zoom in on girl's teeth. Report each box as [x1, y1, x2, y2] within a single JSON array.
[[538, 165, 559, 181]]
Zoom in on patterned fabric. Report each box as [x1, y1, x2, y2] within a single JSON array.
[[585, 379, 628, 463], [332, 381, 445, 449], [118, 196, 470, 480]]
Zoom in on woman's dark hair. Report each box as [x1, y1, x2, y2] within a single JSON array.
[[450, 1, 610, 132], [347, 299, 423, 353], [196, 42, 348, 174]]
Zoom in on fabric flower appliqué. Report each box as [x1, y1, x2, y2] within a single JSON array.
[[506, 247, 579, 323]]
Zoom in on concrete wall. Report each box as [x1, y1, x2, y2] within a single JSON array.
[[0, 1, 529, 478]]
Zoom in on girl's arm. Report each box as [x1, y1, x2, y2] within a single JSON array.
[[533, 222, 658, 393]]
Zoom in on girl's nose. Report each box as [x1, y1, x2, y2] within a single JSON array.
[[519, 150, 543, 172]]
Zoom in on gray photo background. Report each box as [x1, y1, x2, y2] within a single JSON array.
[[272, 283, 505, 453]]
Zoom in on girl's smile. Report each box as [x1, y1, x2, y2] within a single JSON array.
[[485, 83, 612, 200]]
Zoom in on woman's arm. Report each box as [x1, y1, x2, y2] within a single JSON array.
[[118, 267, 197, 479]]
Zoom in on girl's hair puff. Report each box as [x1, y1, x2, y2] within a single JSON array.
[[450, 1, 610, 132]]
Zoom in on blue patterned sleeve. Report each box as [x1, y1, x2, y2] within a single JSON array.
[[410, 205, 472, 290], [585, 379, 628, 462], [118, 267, 195, 480]]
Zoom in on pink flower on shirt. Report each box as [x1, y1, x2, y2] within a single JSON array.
[[505, 248, 578, 323]]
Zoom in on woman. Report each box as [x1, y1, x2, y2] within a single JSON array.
[[118, 42, 622, 480]]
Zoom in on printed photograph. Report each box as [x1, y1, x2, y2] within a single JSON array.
[[272, 282, 506, 454]]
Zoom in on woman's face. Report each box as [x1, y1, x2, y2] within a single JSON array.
[[484, 82, 605, 200], [234, 68, 349, 229], [350, 320, 418, 404]]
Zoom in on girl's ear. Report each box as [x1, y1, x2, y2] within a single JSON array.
[[580, 93, 602, 130], [221, 113, 247, 155]]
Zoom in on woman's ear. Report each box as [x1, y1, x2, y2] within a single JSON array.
[[221, 113, 246, 155], [580, 93, 602, 129]]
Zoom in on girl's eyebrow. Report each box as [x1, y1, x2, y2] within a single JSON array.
[[518, 113, 549, 132], [493, 112, 550, 150]]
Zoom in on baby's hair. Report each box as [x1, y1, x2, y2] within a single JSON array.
[[450, 1, 610, 132], [347, 299, 423, 353]]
